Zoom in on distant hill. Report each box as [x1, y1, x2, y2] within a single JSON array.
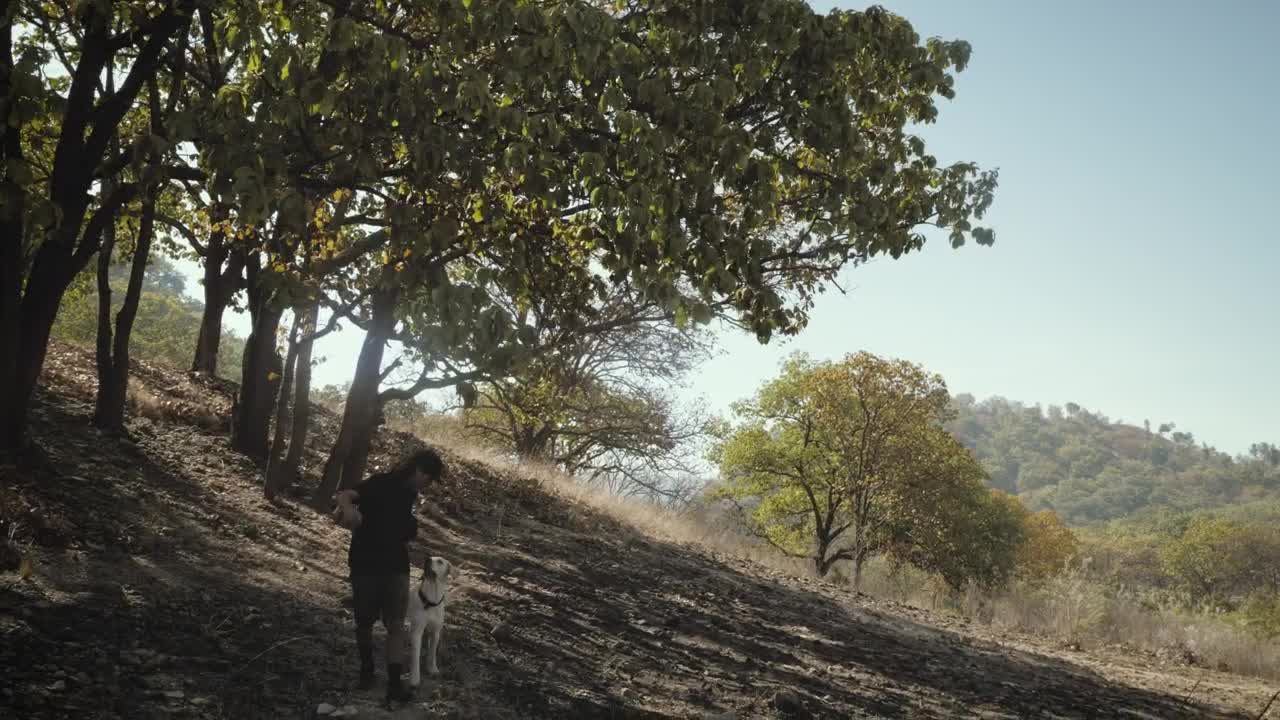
[[947, 394, 1280, 525]]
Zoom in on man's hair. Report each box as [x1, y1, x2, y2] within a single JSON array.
[[394, 448, 444, 482]]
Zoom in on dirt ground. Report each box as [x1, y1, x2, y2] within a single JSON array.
[[1, 344, 1275, 719]]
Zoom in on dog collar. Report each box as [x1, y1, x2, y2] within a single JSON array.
[[418, 586, 446, 608]]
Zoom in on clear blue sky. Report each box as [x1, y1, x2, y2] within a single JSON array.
[[695, 0, 1280, 454], [192, 0, 1279, 455]]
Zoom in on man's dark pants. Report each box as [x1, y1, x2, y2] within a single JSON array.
[[351, 574, 409, 679]]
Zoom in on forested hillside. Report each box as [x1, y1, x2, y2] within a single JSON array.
[[51, 258, 246, 381], [948, 394, 1280, 524]]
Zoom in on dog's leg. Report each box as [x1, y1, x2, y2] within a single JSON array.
[[408, 617, 425, 688], [426, 622, 441, 676]]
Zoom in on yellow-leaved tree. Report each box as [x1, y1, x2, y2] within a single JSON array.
[[711, 351, 1023, 590]]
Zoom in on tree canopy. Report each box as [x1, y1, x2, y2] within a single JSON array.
[[3, 0, 1000, 515]]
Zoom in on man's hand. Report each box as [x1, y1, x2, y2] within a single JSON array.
[[331, 490, 362, 529]]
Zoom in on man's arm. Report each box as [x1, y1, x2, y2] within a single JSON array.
[[331, 478, 382, 528], [334, 473, 389, 511], [333, 489, 359, 508], [399, 505, 418, 544]]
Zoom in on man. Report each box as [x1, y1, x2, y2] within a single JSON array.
[[331, 448, 444, 702]]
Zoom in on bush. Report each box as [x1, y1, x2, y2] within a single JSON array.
[[1234, 594, 1280, 639]]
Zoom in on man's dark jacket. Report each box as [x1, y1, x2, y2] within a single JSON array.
[[348, 472, 418, 576]]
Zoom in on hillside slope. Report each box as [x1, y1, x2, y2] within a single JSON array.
[[947, 395, 1280, 524], [0, 345, 1273, 719]]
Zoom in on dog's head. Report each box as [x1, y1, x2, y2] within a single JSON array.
[[423, 555, 452, 581]]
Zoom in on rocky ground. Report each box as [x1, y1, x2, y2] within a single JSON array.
[[1, 344, 1276, 719]]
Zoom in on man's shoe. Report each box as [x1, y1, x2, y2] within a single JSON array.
[[357, 664, 376, 691], [385, 663, 414, 705]]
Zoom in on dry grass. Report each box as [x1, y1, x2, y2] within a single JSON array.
[[127, 379, 222, 430], [391, 412, 812, 576], [861, 559, 1280, 681], [126, 381, 167, 421]]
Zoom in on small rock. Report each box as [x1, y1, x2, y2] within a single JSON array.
[[162, 690, 185, 700], [48, 680, 66, 692], [74, 672, 91, 685], [316, 702, 337, 715], [142, 673, 177, 689], [330, 706, 359, 718], [491, 622, 513, 641], [772, 689, 805, 716]]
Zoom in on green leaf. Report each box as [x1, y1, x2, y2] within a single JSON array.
[[6, 158, 35, 186], [432, 217, 460, 250], [691, 303, 713, 325], [674, 303, 689, 329]]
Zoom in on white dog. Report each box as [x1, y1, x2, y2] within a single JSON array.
[[408, 556, 451, 687]]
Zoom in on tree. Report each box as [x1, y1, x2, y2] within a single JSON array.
[[93, 67, 183, 432], [711, 351, 1001, 587], [93, 186, 159, 431], [1014, 505, 1079, 582], [1250, 443, 1280, 467], [1, 0, 202, 453], [1160, 516, 1280, 604], [463, 280, 714, 503], [883, 443, 1024, 592]]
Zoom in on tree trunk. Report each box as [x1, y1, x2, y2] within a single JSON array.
[[191, 228, 226, 375], [512, 419, 560, 462], [264, 311, 303, 500], [0, 11, 28, 455], [191, 217, 244, 375], [814, 538, 836, 579], [6, 246, 81, 452], [281, 297, 319, 481], [314, 287, 398, 503], [94, 189, 157, 432], [1, 177, 99, 452], [850, 521, 870, 591], [93, 216, 122, 429], [231, 253, 283, 464]]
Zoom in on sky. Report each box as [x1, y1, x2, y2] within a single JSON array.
[[185, 0, 1279, 455]]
